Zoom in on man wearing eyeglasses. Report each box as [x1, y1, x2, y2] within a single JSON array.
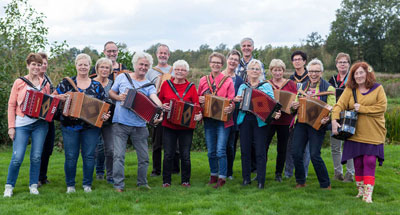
[[89, 41, 127, 80], [235, 37, 265, 82], [328, 52, 354, 182]]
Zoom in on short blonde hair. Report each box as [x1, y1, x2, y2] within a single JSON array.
[[95, 57, 113, 75], [269, 59, 286, 71], [75, 53, 91, 66], [335, 52, 351, 64], [208, 52, 226, 67]]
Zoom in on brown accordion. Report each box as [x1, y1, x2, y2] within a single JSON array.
[[203, 94, 231, 122], [297, 97, 332, 130], [273, 90, 296, 114], [62, 92, 110, 128], [156, 73, 172, 94], [167, 99, 201, 129], [121, 89, 163, 126], [22, 89, 61, 122], [240, 88, 282, 124]]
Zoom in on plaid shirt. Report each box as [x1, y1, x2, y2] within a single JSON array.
[[234, 56, 265, 82]]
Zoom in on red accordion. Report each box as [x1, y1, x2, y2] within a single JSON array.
[[22, 89, 61, 122], [167, 99, 201, 129], [121, 89, 163, 126], [239, 88, 282, 124]]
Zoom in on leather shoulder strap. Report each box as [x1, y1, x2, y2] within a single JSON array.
[[152, 67, 164, 75], [64, 77, 79, 92]]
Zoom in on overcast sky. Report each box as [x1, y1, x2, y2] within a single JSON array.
[[1, 0, 343, 53]]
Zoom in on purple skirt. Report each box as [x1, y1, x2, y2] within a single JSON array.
[[342, 140, 384, 166]]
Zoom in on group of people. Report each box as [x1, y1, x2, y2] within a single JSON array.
[[4, 38, 386, 204]]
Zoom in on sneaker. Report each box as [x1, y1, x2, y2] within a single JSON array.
[[162, 183, 171, 188], [334, 173, 344, 181], [29, 184, 39, 195], [96, 175, 104, 180], [138, 184, 151, 190], [3, 184, 13, 198], [83, 186, 92, 193], [66, 186, 76, 194], [343, 172, 354, 182], [181, 182, 191, 188]]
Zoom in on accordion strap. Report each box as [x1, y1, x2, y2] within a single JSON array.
[[206, 74, 229, 95], [267, 79, 290, 90], [352, 88, 358, 104], [166, 80, 194, 101], [153, 66, 173, 75], [19, 76, 48, 92], [44, 74, 55, 93], [64, 77, 79, 92], [123, 72, 155, 90]]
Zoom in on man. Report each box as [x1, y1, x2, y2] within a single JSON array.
[[328, 52, 354, 182], [284, 50, 311, 178], [145, 44, 180, 177], [235, 37, 265, 82]]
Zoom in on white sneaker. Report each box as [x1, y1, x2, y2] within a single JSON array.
[[83, 186, 92, 193], [66, 186, 76, 194], [29, 184, 39, 195], [3, 184, 13, 197]]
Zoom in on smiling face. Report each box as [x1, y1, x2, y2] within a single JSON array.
[[75, 59, 90, 76], [174, 65, 188, 81], [39, 58, 48, 76], [241, 40, 254, 59], [308, 64, 322, 85], [336, 56, 350, 74], [354, 66, 367, 86], [156, 46, 170, 66], [247, 62, 262, 80], [27, 61, 42, 76], [271, 66, 284, 80], [134, 57, 150, 77], [292, 54, 306, 70], [209, 56, 223, 73], [104, 43, 118, 63], [97, 63, 112, 79], [226, 54, 240, 71]]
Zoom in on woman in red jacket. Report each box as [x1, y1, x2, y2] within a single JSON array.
[[158, 60, 202, 188]]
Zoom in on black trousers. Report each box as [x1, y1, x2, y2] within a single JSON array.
[[39, 121, 55, 182], [265, 124, 290, 175], [226, 129, 239, 177], [151, 125, 179, 175]]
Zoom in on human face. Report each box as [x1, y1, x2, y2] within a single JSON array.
[[156, 46, 170, 65], [209, 56, 223, 73], [75, 59, 90, 76], [336, 57, 350, 74], [308, 64, 322, 84], [134, 58, 150, 77], [271, 67, 284, 80], [39, 59, 48, 76], [354, 67, 367, 86], [27, 61, 42, 76], [241, 40, 254, 58], [174, 65, 188, 81], [247, 63, 262, 80], [97, 63, 111, 79], [103, 43, 118, 63], [226, 54, 240, 71], [292, 55, 306, 70]]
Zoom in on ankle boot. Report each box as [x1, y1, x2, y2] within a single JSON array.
[[362, 184, 374, 203], [208, 176, 218, 185], [355, 181, 364, 198], [213, 178, 226, 189]]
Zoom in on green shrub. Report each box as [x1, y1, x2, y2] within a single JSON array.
[[385, 107, 400, 144]]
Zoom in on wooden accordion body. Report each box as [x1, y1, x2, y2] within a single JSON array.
[[273, 90, 296, 114], [22, 89, 61, 122], [156, 73, 172, 94], [297, 97, 332, 130], [167, 99, 201, 129], [203, 94, 231, 122], [332, 110, 358, 140], [121, 89, 162, 126], [62, 92, 110, 128], [239, 88, 282, 124]]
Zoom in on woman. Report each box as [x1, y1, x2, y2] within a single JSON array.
[[332, 62, 386, 203], [265, 59, 297, 182], [222, 50, 244, 180], [198, 52, 235, 188], [93, 57, 114, 183], [4, 53, 51, 197], [235, 59, 280, 189], [158, 60, 202, 187], [291, 58, 335, 189], [54, 53, 110, 193]]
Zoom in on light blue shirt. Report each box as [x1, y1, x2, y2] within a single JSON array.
[[236, 82, 275, 127], [111, 74, 156, 127]]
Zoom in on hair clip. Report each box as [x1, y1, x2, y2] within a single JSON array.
[[367, 66, 373, 73]]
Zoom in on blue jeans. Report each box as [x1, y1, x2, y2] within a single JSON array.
[[203, 118, 230, 178], [62, 126, 101, 187], [292, 123, 330, 188], [6, 120, 48, 187]]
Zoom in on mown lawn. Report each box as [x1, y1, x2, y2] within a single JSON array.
[[0, 144, 399, 215]]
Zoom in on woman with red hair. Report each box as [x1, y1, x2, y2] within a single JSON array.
[[332, 62, 387, 203]]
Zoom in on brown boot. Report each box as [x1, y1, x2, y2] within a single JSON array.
[[208, 176, 218, 185], [213, 178, 226, 189]]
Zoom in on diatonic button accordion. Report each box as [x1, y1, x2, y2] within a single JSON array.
[[297, 97, 332, 130], [167, 99, 201, 129], [203, 94, 231, 122], [332, 110, 357, 140], [273, 90, 296, 114], [22, 89, 61, 122]]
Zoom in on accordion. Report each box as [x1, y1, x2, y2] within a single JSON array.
[[167, 99, 201, 129], [273, 90, 296, 114], [22, 89, 61, 122], [239, 88, 282, 124], [297, 97, 332, 130], [203, 94, 231, 122], [121, 89, 163, 126], [62, 92, 110, 128], [156, 73, 172, 94], [332, 110, 357, 140]]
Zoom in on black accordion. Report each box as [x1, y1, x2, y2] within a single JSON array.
[[332, 110, 357, 140]]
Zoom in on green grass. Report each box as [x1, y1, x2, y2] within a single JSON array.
[[0, 145, 399, 215]]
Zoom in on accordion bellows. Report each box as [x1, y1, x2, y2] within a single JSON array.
[[121, 89, 162, 126], [273, 90, 296, 114], [297, 97, 331, 130], [203, 94, 231, 122], [239, 88, 282, 124], [62, 92, 110, 128], [22, 89, 61, 122], [167, 99, 201, 129]]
